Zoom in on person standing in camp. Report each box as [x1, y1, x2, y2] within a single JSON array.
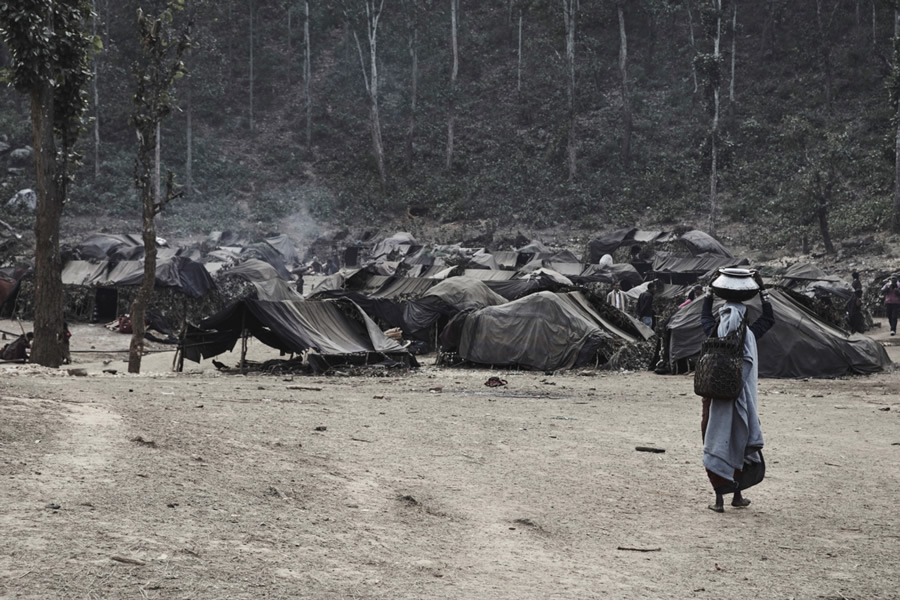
[[880, 275, 900, 336], [700, 270, 775, 513], [636, 282, 656, 328], [606, 281, 628, 311], [846, 289, 865, 334], [851, 271, 862, 294]]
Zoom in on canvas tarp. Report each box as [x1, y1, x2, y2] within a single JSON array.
[[666, 289, 892, 378], [454, 291, 615, 371], [61, 257, 215, 298], [183, 298, 411, 363]]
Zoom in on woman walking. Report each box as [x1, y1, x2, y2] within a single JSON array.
[[700, 270, 775, 513]]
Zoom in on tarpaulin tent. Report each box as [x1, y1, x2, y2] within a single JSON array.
[[403, 277, 508, 341], [182, 297, 415, 371], [450, 291, 635, 371], [665, 289, 892, 378]]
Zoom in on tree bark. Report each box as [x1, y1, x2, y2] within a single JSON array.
[[893, 10, 900, 233], [304, 0, 312, 154], [29, 85, 66, 367], [92, 0, 100, 179], [709, 0, 722, 236], [186, 74, 193, 196], [517, 10, 523, 93], [446, 0, 459, 171], [352, 1, 387, 185], [249, 0, 255, 134], [816, 172, 835, 253], [815, 0, 834, 111], [686, 0, 698, 92], [617, 1, 632, 170], [405, 0, 419, 168], [729, 2, 737, 102], [563, 0, 576, 183]]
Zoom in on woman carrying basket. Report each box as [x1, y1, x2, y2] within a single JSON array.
[[699, 269, 775, 513]]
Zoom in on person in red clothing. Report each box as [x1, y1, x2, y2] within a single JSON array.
[[880, 275, 900, 336]]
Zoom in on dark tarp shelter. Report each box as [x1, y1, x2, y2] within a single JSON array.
[[403, 277, 508, 341], [182, 297, 416, 370], [665, 289, 892, 378], [449, 291, 628, 371], [61, 256, 215, 298]]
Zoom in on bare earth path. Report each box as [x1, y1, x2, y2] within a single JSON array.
[[1, 321, 899, 599]]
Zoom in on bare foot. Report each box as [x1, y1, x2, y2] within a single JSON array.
[[708, 503, 724, 513], [731, 497, 751, 507]]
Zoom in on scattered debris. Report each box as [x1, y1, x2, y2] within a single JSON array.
[[313, 426, 327, 432], [397, 494, 418, 506], [110, 556, 146, 566], [484, 377, 507, 387], [285, 385, 323, 391], [635, 446, 665, 453], [130, 436, 157, 448], [44, 503, 60, 510], [617, 546, 661, 552]]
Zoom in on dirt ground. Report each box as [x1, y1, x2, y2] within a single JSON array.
[[1, 318, 900, 600]]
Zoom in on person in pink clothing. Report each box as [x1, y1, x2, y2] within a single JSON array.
[[880, 275, 900, 336]]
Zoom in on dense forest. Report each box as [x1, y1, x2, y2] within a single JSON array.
[[2, 0, 900, 252]]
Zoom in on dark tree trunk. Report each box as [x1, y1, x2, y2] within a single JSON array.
[[29, 85, 66, 367], [617, 2, 632, 170]]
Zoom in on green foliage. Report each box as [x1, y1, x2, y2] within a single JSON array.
[[0, 0, 95, 166]]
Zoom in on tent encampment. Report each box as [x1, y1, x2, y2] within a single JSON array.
[[665, 289, 892, 378]]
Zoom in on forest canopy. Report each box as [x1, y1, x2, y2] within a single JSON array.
[[1, 0, 898, 252]]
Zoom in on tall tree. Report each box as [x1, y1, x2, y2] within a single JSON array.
[[91, 0, 101, 179], [695, 0, 724, 235], [403, 0, 419, 168], [889, 5, 900, 232], [248, 0, 255, 133], [0, 0, 94, 367], [303, 0, 312, 154], [617, 0, 632, 170], [729, 0, 736, 102], [562, 0, 577, 182], [349, 0, 387, 185], [446, 0, 459, 170], [128, 2, 191, 373]]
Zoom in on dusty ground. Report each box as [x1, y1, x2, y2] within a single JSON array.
[[1, 319, 900, 599]]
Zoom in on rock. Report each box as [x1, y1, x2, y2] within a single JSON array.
[[7, 168, 25, 176], [6, 188, 36, 212], [9, 146, 32, 162], [66, 368, 88, 377]]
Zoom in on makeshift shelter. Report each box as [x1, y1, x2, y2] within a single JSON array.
[[182, 297, 416, 372], [665, 289, 892, 378], [445, 291, 646, 371], [403, 277, 508, 342]]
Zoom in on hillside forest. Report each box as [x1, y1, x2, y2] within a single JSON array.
[[3, 0, 900, 253]]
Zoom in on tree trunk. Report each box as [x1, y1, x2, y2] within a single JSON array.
[[817, 174, 835, 254], [816, 0, 833, 111], [446, 0, 459, 171], [893, 10, 900, 233], [686, 0, 698, 92], [29, 85, 66, 367], [729, 2, 737, 102], [617, 2, 632, 170], [304, 0, 311, 154], [517, 10, 523, 93], [406, 1, 418, 168], [92, 0, 100, 179], [353, 1, 386, 185], [249, 0, 255, 134], [709, 0, 722, 236], [563, 0, 576, 183], [127, 203, 157, 373], [154, 122, 161, 206], [186, 75, 193, 196]]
